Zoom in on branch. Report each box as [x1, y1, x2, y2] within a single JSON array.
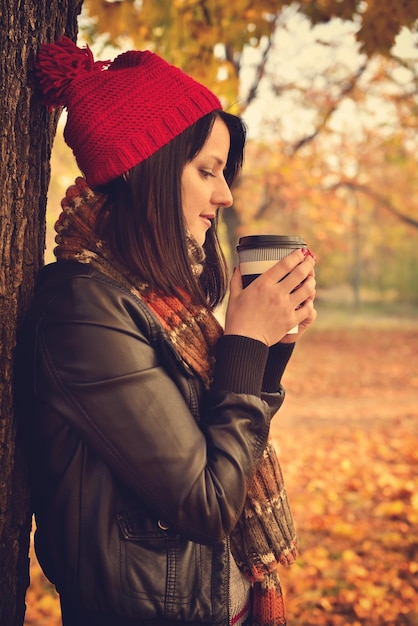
[[330, 180, 418, 229], [226, 13, 279, 113], [290, 61, 368, 154], [243, 18, 279, 110]]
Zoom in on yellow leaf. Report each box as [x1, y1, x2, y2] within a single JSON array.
[[330, 520, 355, 538], [375, 499, 406, 518]]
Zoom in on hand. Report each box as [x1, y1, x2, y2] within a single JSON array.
[[224, 249, 316, 346], [280, 253, 317, 343], [279, 302, 317, 343]]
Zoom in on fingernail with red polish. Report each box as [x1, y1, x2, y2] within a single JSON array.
[[302, 248, 316, 261]]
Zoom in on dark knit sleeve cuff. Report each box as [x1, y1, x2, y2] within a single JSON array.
[[212, 335, 269, 396], [262, 342, 295, 392]]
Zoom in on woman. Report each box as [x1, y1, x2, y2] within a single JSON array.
[[21, 37, 316, 626]]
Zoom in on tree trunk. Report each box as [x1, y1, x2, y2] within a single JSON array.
[[0, 1, 83, 623]]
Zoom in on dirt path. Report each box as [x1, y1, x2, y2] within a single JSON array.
[[273, 323, 418, 430]]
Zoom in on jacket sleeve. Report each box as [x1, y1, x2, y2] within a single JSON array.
[[34, 272, 279, 544]]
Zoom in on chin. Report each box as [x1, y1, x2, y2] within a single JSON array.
[[192, 232, 207, 247]]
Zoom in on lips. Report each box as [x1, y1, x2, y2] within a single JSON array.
[[200, 215, 214, 228]]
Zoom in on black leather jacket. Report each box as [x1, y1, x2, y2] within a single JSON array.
[[19, 261, 286, 625]]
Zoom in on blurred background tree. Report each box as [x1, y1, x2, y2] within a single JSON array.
[[46, 0, 418, 307]]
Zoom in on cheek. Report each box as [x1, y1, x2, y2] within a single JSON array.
[[181, 193, 196, 231], [181, 172, 192, 208], [181, 177, 200, 215]]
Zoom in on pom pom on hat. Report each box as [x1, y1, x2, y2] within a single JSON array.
[[35, 36, 222, 188], [36, 37, 108, 109]]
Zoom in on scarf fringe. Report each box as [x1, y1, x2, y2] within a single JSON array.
[[252, 573, 287, 626]]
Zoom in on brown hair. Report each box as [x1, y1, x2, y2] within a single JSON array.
[[95, 110, 246, 308]]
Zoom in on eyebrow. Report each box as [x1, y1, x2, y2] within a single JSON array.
[[206, 155, 226, 166]]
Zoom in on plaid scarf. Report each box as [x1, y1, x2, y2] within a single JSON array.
[[55, 177, 298, 626]]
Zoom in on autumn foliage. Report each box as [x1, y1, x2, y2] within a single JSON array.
[[276, 315, 418, 625], [80, 0, 418, 112], [24, 309, 418, 625], [83, 0, 418, 60]]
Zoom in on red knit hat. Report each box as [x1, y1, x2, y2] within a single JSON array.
[[35, 36, 222, 189]]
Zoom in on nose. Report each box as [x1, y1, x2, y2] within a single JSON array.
[[213, 176, 233, 208]]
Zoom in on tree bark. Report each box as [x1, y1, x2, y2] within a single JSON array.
[[0, 1, 83, 623]]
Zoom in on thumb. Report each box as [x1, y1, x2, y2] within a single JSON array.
[[229, 266, 243, 298]]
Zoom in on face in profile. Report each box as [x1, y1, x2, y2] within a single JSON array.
[[181, 117, 233, 246]]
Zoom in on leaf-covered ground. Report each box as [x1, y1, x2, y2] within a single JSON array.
[[24, 310, 418, 625], [275, 313, 418, 626]]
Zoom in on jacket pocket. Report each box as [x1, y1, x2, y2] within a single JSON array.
[[116, 507, 214, 622]]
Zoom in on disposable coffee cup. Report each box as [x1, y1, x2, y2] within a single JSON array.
[[236, 235, 307, 334]]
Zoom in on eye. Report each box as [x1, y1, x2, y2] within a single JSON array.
[[200, 169, 215, 179]]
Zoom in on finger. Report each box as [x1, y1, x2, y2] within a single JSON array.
[[279, 259, 316, 296], [297, 303, 317, 326], [291, 275, 316, 308], [263, 249, 315, 286], [295, 298, 316, 325], [229, 266, 243, 298]]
